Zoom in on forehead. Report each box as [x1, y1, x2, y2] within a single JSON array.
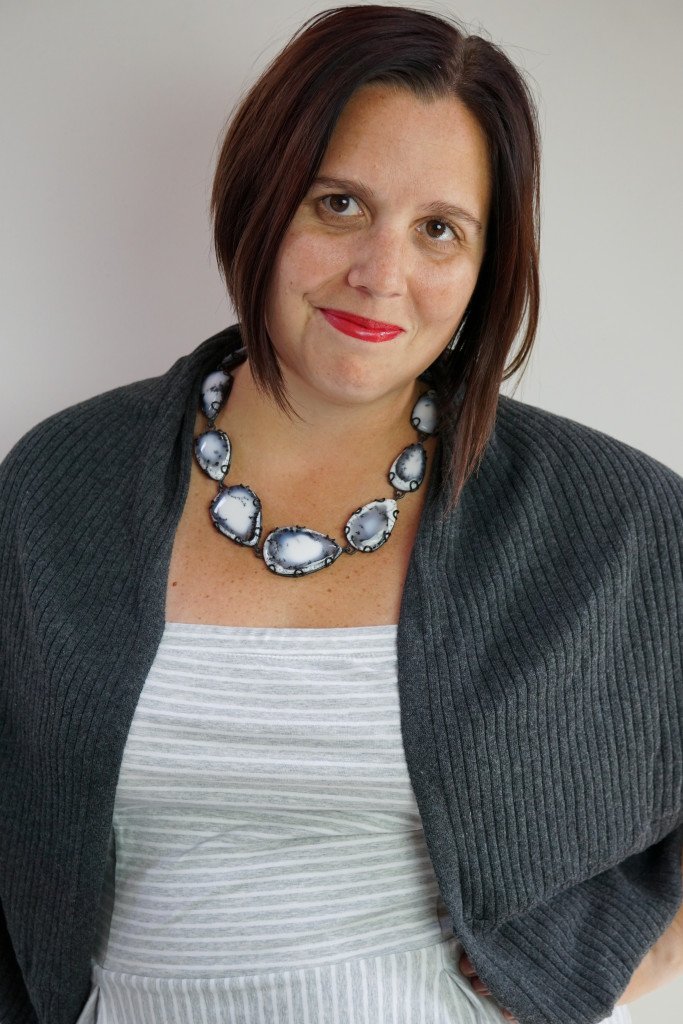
[[319, 84, 491, 220]]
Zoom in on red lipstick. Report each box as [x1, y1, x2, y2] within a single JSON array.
[[320, 308, 404, 342]]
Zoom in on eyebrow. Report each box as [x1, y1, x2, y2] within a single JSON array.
[[311, 176, 484, 234]]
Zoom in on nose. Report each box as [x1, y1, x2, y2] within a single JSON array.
[[346, 227, 408, 298]]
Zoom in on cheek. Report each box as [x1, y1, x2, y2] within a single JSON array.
[[414, 265, 480, 327], [275, 227, 350, 297]]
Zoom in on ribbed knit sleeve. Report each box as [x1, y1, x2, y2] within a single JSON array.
[[398, 396, 683, 1024], [0, 329, 238, 1024]]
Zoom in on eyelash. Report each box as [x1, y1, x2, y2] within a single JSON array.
[[317, 194, 461, 245], [320, 194, 362, 218]]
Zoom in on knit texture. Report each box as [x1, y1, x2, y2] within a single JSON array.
[[1, 326, 682, 1024], [399, 399, 683, 1023]]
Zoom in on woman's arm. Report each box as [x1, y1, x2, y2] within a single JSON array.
[[459, 846, 683, 1019], [615, 845, 683, 1005]]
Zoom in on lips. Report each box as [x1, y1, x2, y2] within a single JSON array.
[[320, 308, 405, 342]]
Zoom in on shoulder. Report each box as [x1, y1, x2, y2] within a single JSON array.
[[428, 394, 683, 582], [0, 326, 241, 556], [487, 394, 683, 525], [0, 326, 240, 498]]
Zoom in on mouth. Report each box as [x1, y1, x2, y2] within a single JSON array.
[[319, 308, 405, 343]]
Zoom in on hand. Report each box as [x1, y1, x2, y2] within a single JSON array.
[[459, 951, 517, 1021]]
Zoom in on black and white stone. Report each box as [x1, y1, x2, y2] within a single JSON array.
[[411, 389, 438, 436], [210, 485, 262, 546], [345, 499, 399, 552], [262, 527, 342, 577], [195, 430, 232, 482], [220, 347, 247, 373], [201, 369, 233, 420], [389, 443, 427, 492]]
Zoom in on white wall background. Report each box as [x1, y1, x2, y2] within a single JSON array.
[[1, 0, 681, 1019]]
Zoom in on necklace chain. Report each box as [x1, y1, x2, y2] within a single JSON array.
[[193, 348, 438, 578]]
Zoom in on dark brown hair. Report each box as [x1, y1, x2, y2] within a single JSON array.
[[212, 5, 540, 506]]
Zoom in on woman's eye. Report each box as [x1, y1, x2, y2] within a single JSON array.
[[422, 219, 457, 242], [321, 194, 362, 217]]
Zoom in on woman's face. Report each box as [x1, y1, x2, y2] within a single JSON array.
[[266, 84, 491, 412]]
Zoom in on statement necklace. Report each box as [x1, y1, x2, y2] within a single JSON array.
[[194, 347, 438, 578]]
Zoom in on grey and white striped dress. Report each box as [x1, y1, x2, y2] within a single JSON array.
[[83, 623, 631, 1024]]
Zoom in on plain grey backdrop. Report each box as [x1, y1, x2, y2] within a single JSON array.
[[1, 0, 681, 1020]]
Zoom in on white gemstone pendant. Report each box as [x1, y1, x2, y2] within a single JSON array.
[[201, 369, 233, 420], [195, 430, 231, 482], [345, 499, 399, 552], [210, 485, 262, 546], [262, 527, 342, 577], [389, 443, 427, 492], [411, 389, 438, 436]]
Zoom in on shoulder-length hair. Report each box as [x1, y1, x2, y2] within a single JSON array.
[[212, 4, 540, 507]]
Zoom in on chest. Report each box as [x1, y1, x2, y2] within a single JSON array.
[[166, 456, 429, 628]]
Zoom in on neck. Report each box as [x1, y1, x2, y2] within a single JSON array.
[[220, 359, 422, 461]]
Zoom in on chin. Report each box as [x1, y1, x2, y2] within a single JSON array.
[[317, 363, 413, 408]]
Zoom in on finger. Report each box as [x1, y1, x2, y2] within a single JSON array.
[[459, 955, 492, 996], [459, 954, 517, 1014], [459, 954, 477, 977]]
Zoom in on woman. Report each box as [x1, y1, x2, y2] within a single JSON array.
[[1, 6, 682, 1024]]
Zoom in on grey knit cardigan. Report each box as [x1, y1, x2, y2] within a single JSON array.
[[1, 326, 682, 1024]]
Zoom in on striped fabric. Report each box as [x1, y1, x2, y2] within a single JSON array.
[[85, 623, 631, 1024]]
